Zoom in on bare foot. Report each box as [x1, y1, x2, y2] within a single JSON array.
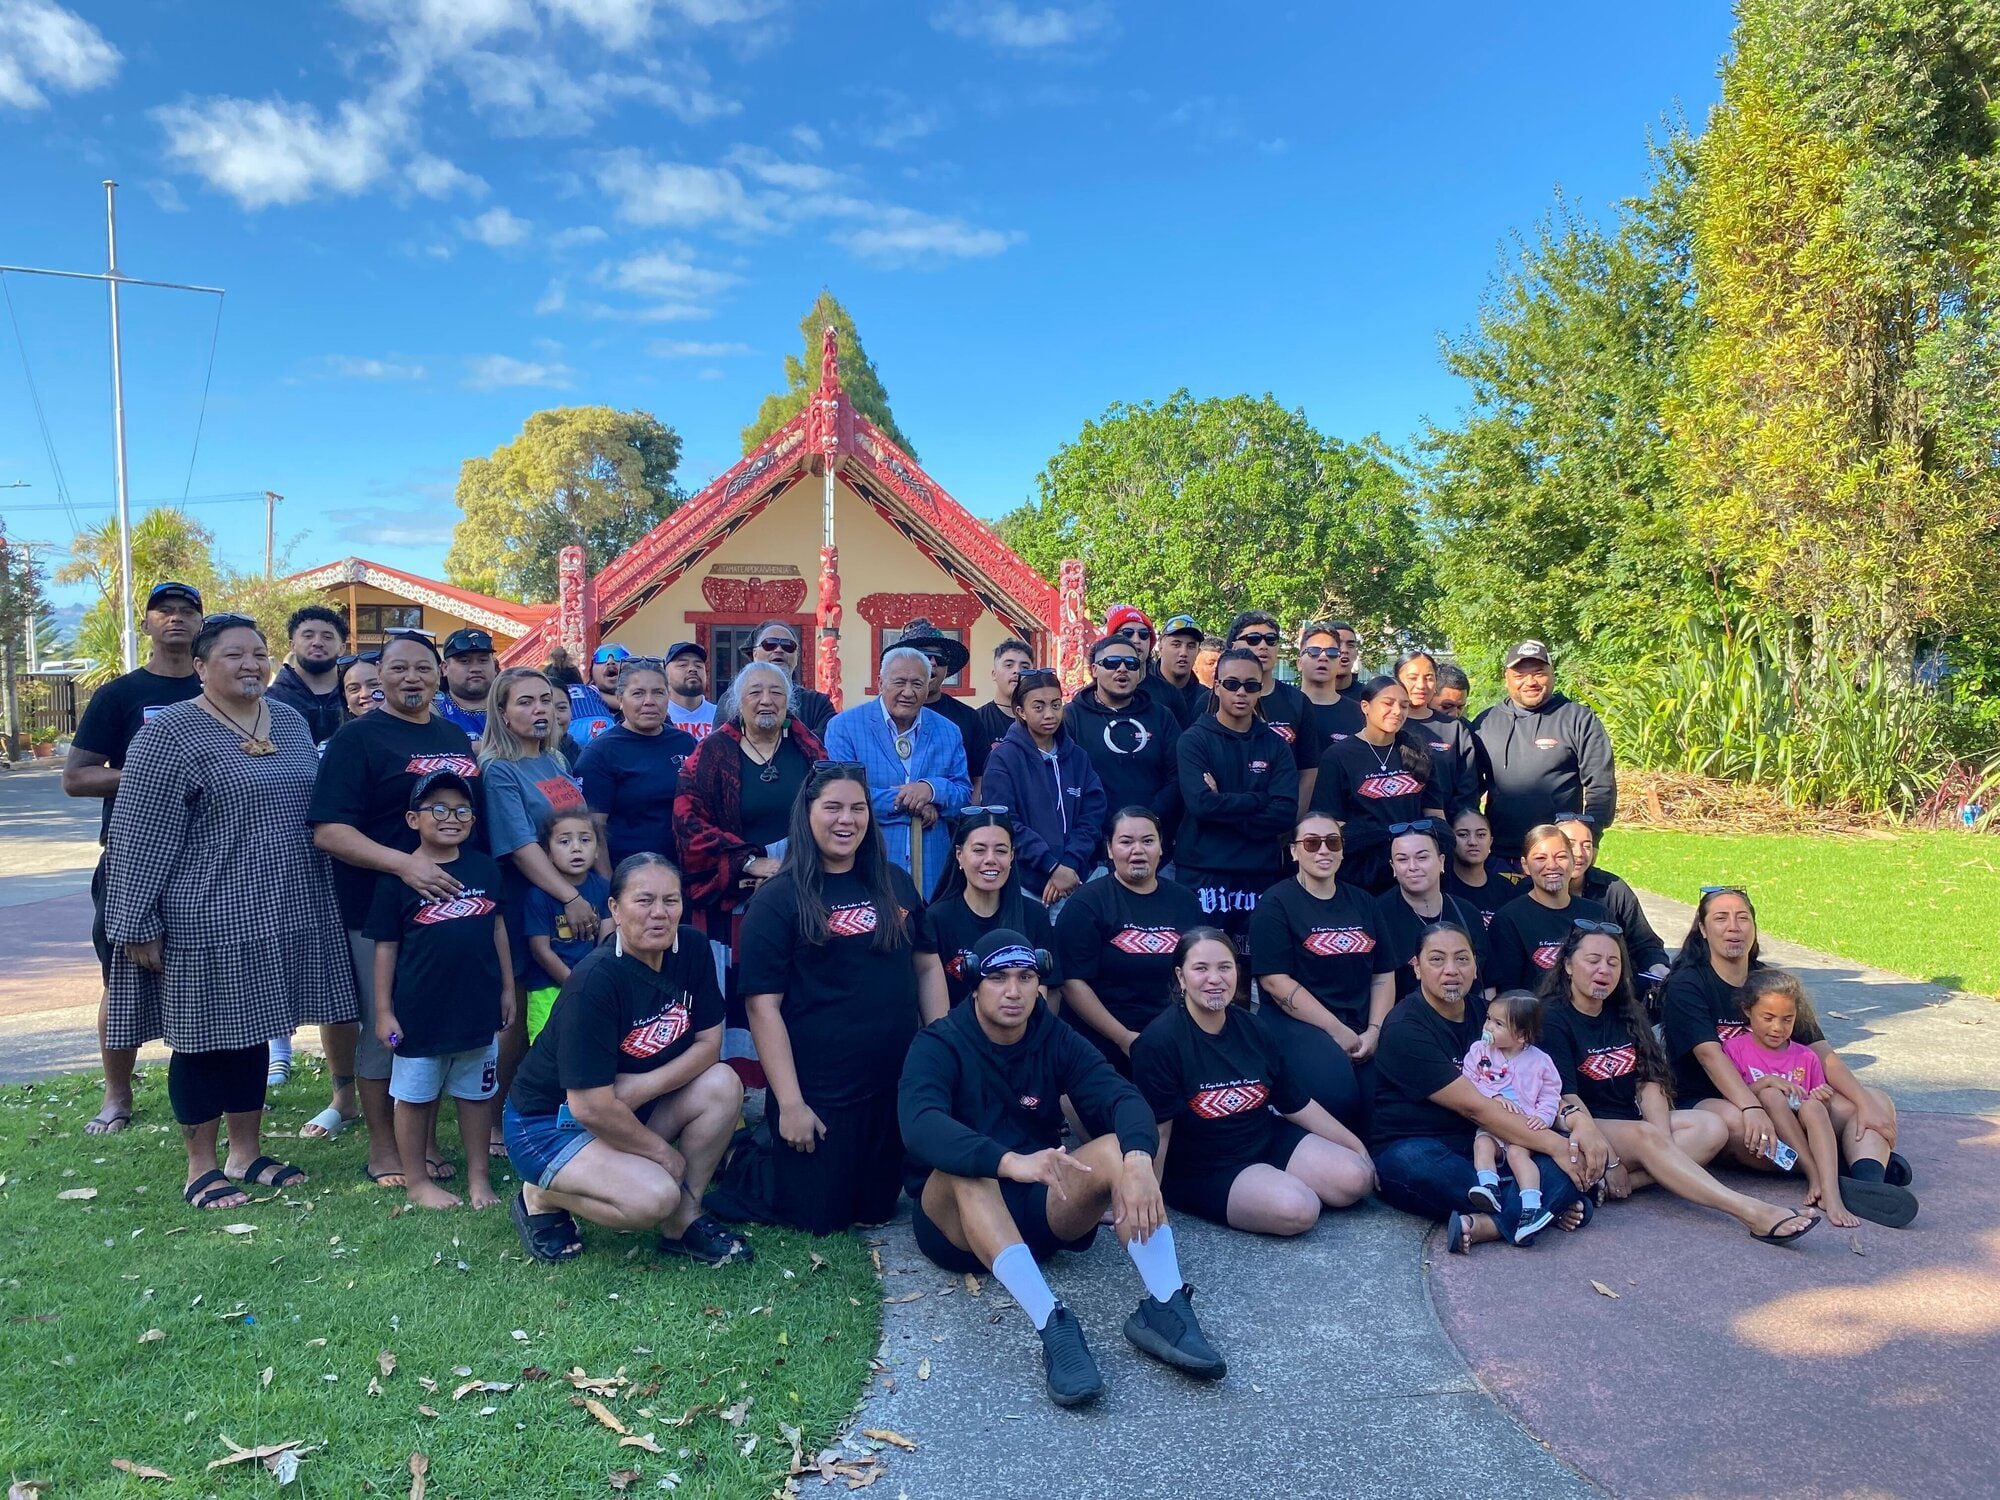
[[1823, 1196, 1860, 1229], [466, 1180, 502, 1210], [488, 1133, 509, 1160], [85, 1101, 134, 1136], [406, 1181, 463, 1210], [1556, 1202, 1587, 1232]]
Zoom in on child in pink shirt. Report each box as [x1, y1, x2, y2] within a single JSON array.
[[1461, 991, 1564, 1244], [1725, 970, 1855, 1228]]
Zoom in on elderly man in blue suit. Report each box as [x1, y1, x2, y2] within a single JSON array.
[[823, 643, 971, 896]]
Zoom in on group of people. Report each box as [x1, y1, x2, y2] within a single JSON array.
[[67, 587, 1917, 1408]]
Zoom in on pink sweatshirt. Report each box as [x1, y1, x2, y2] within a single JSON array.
[[1461, 1039, 1563, 1128]]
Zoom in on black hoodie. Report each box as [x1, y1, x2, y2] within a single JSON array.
[[1173, 712, 1299, 878], [267, 662, 345, 746], [1067, 683, 1184, 850], [898, 998, 1158, 1195], [1471, 691, 1617, 854]]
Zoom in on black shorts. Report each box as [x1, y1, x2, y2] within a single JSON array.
[[910, 1176, 1097, 1274], [1161, 1119, 1311, 1226], [90, 854, 111, 985]]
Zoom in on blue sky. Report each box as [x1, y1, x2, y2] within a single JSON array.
[[2, 0, 1736, 609]]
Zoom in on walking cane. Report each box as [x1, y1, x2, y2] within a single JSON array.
[[908, 809, 926, 896]]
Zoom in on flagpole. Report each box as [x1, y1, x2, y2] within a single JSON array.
[[104, 180, 137, 672]]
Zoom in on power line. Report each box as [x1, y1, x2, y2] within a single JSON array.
[[0, 491, 265, 514], [0, 271, 82, 538], [180, 292, 226, 503]]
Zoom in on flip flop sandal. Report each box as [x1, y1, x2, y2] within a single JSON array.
[[84, 1106, 134, 1136], [364, 1165, 407, 1188], [488, 1137, 512, 1160], [226, 1155, 307, 1190], [426, 1155, 458, 1183], [511, 1190, 584, 1263], [266, 1057, 293, 1089], [1886, 1151, 1914, 1188], [658, 1214, 754, 1266], [1445, 1211, 1473, 1255], [300, 1107, 358, 1140], [1751, 1211, 1821, 1246], [1840, 1179, 1918, 1229], [184, 1170, 246, 1210]]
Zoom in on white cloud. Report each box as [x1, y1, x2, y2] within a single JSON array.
[[143, 178, 188, 213], [597, 245, 741, 299], [931, 1, 1111, 51], [726, 144, 841, 192], [789, 124, 822, 153], [864, 108, 942, 150], [154, 94, 396, 209], [837, 208, 1020, 266], [406, 151, 487, 198], [0, 0, 120, 110], [325, 355, 429, 380], [543, 0, 655, 48], [549, 224, 608, 249], [595, 148, 767, 229], [462, 204, 532, 246], [534, 278, 568, 314], [336, 501, 458, 547], [456, 49, 599, 135], [661, 0, 782, 23], [647, 338, 752, 357], [601, 67, 738, 124], [465, 353, 575, 389], [580, 300, 713, 322], [342, 0, 534, 64]]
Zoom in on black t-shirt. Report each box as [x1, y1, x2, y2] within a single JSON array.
[[71, 665, 203, 842], [1303, 692, 1365, 756], [1542, 997, 1647, 1121], [1309, 735, 1435, 854], [1370, 992, 1487, 1152], [975, 700, 1015, 762], [1372, 887, 1492, 999], [510, 929, 723, 1117], [308, 711, 482, 929], [736, 864, 923, 1107], [1486, 893, 1610, 993], [1258, 678, 1320, 772], [1248, 877, 1396, 1028], [1133, 1002, 1306, 1182], [930, 692, 990, 781], [1444, 862, 1527, 932], [361, 848, 506, 1057], [736, 737, 811, 848], [1054, 875, 1206, 1033], [1660, 958, 1822, 1101], [575, 722, 699, 869], [916, 894, 1061, 1009]]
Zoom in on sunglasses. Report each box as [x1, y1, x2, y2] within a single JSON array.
[[759, 638, 799, 654], [955, 804, 1012, 828], [593, 645, 631, 664], [414, 803, 476, 821], [1293, 834, 1343, 853], [336, 649, 383, 668], [1236, 631, 1281, 648], [1299, 645, 1341, 659], [1699, 884, 1748, 899], [1387, 819, 1440, 835], [383, 625, 438, 642], [1558, 811, 1600, 829], [201, 611, 259, 631], [1215, 676, 1262, 694], [1572, 919, 1624, 936], [1096, 655, 1143, 672], [814, 760, 869, 779], [1117, 627, 1154, 642]]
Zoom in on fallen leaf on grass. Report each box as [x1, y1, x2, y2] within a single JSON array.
[[206, 1436, 305, 1472], [264, 1448, 302, 1485], [9, 1481, 49, 1498], [417, 1405, 440, 1419], [260, 1366, 273, 1388], [109, 1459, 176, 1480], [416, 1376, 438, 1393], [220, 1223, 256, 1235], [719, 1398, 751, 1428], [566, 1367, 630, 1396], [609, 1468, 641, 1493], [618, 1434, 664, 1454], [57, 1188, 98, 1201], [862, 1429, 918, 1451], [520, 1365, 550, 1381], [304, 1338, 328, 1348], [378, 1349, 397, 1378], [454, 1380, 513, 1401], [916, 1359, 930, 1381], [581, 1397, 628, 1435], [809, 1252, 827, 1272], [137, 1328, 166, 1344], [1589, 1280, 1621, 1300], [408, 1451, 429, 1500], [367, 1377, 383, 1397]]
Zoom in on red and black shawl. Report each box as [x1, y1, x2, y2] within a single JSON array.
[[674, 717, 826, 911]]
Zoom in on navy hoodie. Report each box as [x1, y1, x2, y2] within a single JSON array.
[[1471, 691, 1617, 855], [981, 721, 1108, 889], [1067, 684, 1183, 852], [1173, 712, 1299, 878]]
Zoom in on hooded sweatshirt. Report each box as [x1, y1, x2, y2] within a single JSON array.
[[1067, 683, 1184, 851], [267, 663, 345, 746], [1471, 691, 1617, 854], [1173, 712, 1299, 878], [898, 998, 1159, 1196], [981, 721, 1108, 890]]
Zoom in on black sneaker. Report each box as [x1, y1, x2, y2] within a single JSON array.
[[1123, 1285, 1226, 1380], [658, 1214, 754, 1266], [1467, 1181, 1501, 1214], [1037, 1303, 1103, 1407]]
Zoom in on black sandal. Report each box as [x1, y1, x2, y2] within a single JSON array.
[[185, 1169, 246, 1210], [511, 1189, 583, 1263], [659, 1214, 754, 1266], [1750, 1211, 1820, 1246], [1840, 1179, 1919, 1229], [1445, 1211, 1473, 1255], [226, 1155, 306, 1190]]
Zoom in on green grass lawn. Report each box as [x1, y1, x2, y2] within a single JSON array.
[[1606, 827, 2000, 997], [0, 1061, 879, 1499]]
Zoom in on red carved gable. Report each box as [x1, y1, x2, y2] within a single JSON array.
[[699, 574, 809, 615], [857, 592, 983, 630]]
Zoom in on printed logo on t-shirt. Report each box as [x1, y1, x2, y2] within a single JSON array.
[[1357, 772, 1424, 799], [1533, 737, 1562, 750], [943, 949, 973, 981], [1577, 1044, 1637, 1082], [1188, 1080, 1270, 1119], [404, 753, 479, 778], [622, 1005, 691, 1058], [1269, 723, 1297, 744], [1196, 887, 1257, 915], [1248, 759, 1270, 773], [1715, 1019, 1749, 1042], [412, 892, 497, 925], [1303, 927, 1375, 958], [1018, 1094, 1042, 1110], [1530, 941, 1564, 970], [141, 704, 170, 723], [534, 775, 586, 812], [1429, 738, 1452, 753], [1109, 926, 1179, 957], [826, 902, 879, 938], [579, 717, 613, 741]]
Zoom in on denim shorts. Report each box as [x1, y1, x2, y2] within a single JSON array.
[[502, 1098, 595, 1189], [389, 1040, 498, 1105]]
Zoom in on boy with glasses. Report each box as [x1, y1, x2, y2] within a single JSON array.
[[1295, 621, 1365, 753], [1194, 611, 1320, 813]]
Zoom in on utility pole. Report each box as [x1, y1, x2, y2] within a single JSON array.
[[264, 490, 281, 578]]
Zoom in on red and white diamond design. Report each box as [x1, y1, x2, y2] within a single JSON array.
[[944, 951, 971, 981], [621, 1006, 691, 1059], [412, 893, 496, 925], [827, 903, 879, 938], [1304, 927, 1375, 958], [1530, 941, 1564, 970], [404, 754, 479, 777], [1357, 773, 1424, 799], [1188, 1081, 1270, 1120], [1271, 723, 1297, 743], [1715, 1020, 1748, 1041], [1578, 1044, 1638, 1082], [1110, 927, 1179, 956]]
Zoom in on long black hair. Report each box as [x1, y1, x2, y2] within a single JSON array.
[[929, 809, 1030, 931], [1357, 674, 1435, 784], [1673, 886, 1762, 973], [1536, 925, 1671, 1090], [780, 762, 910, 953]]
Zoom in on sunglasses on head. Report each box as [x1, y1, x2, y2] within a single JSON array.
[[383, 625, 437, 642], [1293, 834, 1343, 853], [1236, 631, 1281, 648], [1572, 918, 1624, 936], [201, 611, 258, 631], [1016, 669, 1062, 695], [1096, 655, 1142, 672], [1215, 675, 1262, 694], [955, 804, 1012, 828], [1700, 884, 1748, 899], [1388, 819, 1439, 835], [759, 637, 799, 654], [336, 649, 382, 668]]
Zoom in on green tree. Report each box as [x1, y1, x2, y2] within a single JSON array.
[[999, 390, 1432, 644], [740, 291, 915, 458], [58, 509, 223, 686], [444, 406, 683, 602], [1418, 139, 1709, 680]]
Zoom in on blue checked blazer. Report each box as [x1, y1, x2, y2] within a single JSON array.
[[822, 701, 970, 898]]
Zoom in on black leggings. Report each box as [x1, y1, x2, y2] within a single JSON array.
[[168, 1044, 269, 1126]]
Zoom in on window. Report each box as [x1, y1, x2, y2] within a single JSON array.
[[707, 625, 759, 698], [356, 604, 423, 639], [884, 625, 967, 690]]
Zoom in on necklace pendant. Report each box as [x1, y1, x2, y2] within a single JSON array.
[[242, 736, 277, 756], [894, 733, 914, 759], [760, 761, 780, 783]]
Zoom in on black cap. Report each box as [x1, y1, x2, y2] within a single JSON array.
[[408, 768, 476, 810], [1503, 639, 1551, 670], [146, 580, 204, 612], [666, 640, 706, 663], [442, 628, 495, 659]]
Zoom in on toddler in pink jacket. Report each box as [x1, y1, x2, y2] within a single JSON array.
[[1461, 991, 1564, 1243]]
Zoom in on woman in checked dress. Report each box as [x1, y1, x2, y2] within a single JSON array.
[[104, 613, 358, 1212]]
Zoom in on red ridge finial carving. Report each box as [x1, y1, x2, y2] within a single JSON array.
[[819, 323, 841, 393]]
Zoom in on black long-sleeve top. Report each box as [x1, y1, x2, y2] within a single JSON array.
[[1471, 692, 1618, 855], [1173, 713, 1300, 877]]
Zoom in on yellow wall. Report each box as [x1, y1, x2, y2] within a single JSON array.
[[317, 581, 528, 652], [612, 473, 1044, 704]]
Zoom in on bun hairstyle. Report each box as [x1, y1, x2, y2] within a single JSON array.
[[1520, 823, 1573, 861], [1358, 674, 1434, 783], [192, 612, 266, 661]]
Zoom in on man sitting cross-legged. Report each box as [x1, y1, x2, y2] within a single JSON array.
[[898, 930, 1226, 1407]]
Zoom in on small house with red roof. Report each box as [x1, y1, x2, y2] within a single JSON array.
[[499, 327, 1089, 707], [287, 556, 554, 653]]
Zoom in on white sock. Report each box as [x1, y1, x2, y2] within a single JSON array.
[[1476, 1168, 1499, 1188], [991, 1242, 1057, 1331], [1520, 1188, 1543, 1213], [269, 1035, 293, 1064], [1125, 1221, 1183, 1303]]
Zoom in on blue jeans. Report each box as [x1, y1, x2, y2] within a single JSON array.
[[1374, 1134, 1585, 1240]]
